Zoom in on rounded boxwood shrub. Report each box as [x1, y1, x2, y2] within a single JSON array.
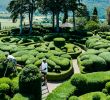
[[71, 74, 87, 91], [49, 56, 70, 70], [11, 77, 19, 94], [102, 88, 108, 94], [36, 47, 48, 53], [0, 78, 12, 86], [69, 96, 79, 100], [92, 93, 101, 100], [34, 60, 42, 67], [36, 53, 46, 59], [11, 93, 30, 100], [19, 65, 41, 99], [0, 83, 10, 93], [65, 43, 75, 53], [99, 52, 110, 66], [48, 50, 65, 56], [54, 38, 65, 47], [90, 55, 107, 71], [105, 82, 110, 93], [61, 54, 71, 59], [81, 60, 93, 68], [47, 59, 56, 69], [106, 96, 110, 100], [25, 57, 37, 65]]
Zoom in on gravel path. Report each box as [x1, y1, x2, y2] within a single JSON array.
[[72, 59, 80, 74]]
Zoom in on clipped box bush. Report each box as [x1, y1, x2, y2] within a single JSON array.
[[46, 59, 56, 70], [19, 65, 41, 99], [11, 93, 30, 100], [99, 52, 110, 66], [34, 59, 42, 67], [105, 82, 110, 93], [65, 43, 75, 53], [36, 53, 46, 59], [69, 96, 78, 100], [49, 56, 70, 70], [71, 74, 87, 91], [11, 77, 19, 94], [47, 61, 73, 81], [0, 83, 10, 93], [54, 38, 65, 47]]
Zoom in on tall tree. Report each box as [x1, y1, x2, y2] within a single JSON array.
[[63, 3, 68, 23], [26, 0, 38, 34], [93, 7, 98, 16], [91, 7, 98, 22], [68, 0, 81, 30], [107, 7, 110, 25], [40, 0, 65, 32], [7, 0, 25, 35]]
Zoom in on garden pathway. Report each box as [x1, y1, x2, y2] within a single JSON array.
[[43, 49, 85, 99]]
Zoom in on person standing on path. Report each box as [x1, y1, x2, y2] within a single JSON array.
[[40, 58, 48, 84]]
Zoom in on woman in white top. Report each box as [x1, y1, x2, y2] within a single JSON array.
[[41, 58, 48, 83]]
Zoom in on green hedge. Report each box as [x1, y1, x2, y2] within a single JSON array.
[[11, 93, 30, 100], [46, 81, 76, 100], [49, 56, 70, 70], [78, 53, 108, 73], [19, 65, 41, 100], [47, 61, 73, 81], [54, 38, 65, 47], [79, 92, 106, 100], [99, 52, 110, 66]]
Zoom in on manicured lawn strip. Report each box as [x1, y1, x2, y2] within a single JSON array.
[[46, 80, 76, 100]]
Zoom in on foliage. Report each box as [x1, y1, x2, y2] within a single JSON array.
[[84, 21, 99, 31], [98, 52, 110, 68], [11, 93, 30, 100], [71, 74, 87, 91], [19, 65, 41, 99], [69, 96, 79, 100], [105, 82, 110, 93], [46, 81, 76, 100], [54, 38, 65, 47], [11, 77, 19, 94], [0, 83, 10, 93]]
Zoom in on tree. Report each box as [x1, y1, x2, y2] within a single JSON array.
[[62, 3, 68, 23], [107, 7, 110, 25], [76, 4, 90, 20], [68, 0, 82, 30], [93, 7, 98, 16], [7, 0, 25, 35], [26, 0, 38, 34], [40, 0, 65, 32], [39, 0, 56, 30], [91, 7, 98, 22]]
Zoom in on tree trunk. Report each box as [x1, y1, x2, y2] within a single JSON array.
[[63, 8, 68, 23], [29, 11, 33, 35], [52, 11, 55, 30], [20, 13, 23, 35], [73, 10, 76, 31], [29, 12, 31, 25], [56, 12, 60, 32]]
